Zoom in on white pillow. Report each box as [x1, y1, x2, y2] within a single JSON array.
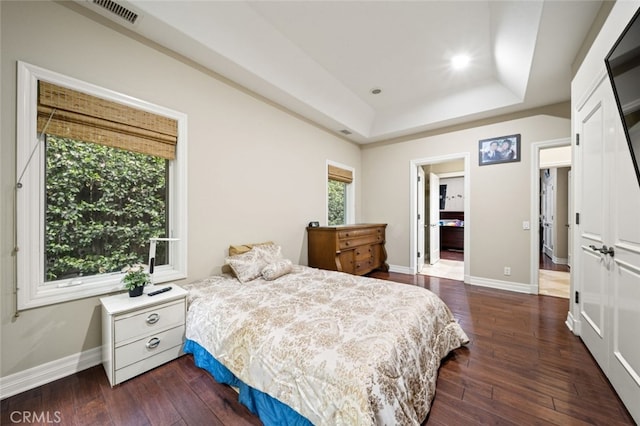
[[262, 259, 293, 281]]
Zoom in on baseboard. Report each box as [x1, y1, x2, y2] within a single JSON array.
[[388, 264, 413, 274], [468, 276, 536, 294], [552, 256, 569, 265], [0, 347, 102, 400], [565, 311, 576, 333]]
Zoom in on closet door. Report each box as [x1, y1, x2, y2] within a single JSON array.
[[576, 76, 640, 422]]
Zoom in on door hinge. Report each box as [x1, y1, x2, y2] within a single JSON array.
[[417, 251, 421, 258], [575, 291, 580, 304], [575, 212, 580, 225], [418, 175, 421, 182], [576, 133, 580, 146], [418, 213, 421, 220]]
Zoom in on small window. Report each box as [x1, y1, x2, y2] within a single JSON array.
[[327, 162, 354, 226], [328, 179, 347, 226]]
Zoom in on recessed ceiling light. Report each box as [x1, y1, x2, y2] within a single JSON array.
[[370, 88, 382, 95], [451, 54, 470, 70]]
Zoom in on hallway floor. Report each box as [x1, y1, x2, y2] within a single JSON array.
[[539, 253, 570, 299], [420, 250, 464, 281]]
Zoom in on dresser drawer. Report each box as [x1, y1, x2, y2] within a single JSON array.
[[115, 324, 185, 370], [114, 300, 185, 344], [338, 227, 381, 239], [355, 258, 375, 275], [354, 245, 374, 261], [338, 234, 382, 250]]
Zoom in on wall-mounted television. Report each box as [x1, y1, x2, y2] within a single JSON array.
[[605, 6, 640, 188]]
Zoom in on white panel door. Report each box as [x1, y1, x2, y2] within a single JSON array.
[[577, 83, 610, 370], [609, 93, 640, 422], [576, 77, 640, 422], [417, 167, 426, 272], [541, 171, 555, 258], [429, 173, 440, 265], [568, 170, 573, 268]]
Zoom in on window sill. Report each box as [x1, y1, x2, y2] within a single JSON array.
[[17, 268, 186, 310]]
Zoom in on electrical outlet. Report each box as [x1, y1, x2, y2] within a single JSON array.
[[504, 266, 511, 276]]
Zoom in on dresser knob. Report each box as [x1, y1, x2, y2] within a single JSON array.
[[146, 313, 160, 324], [146, 337, 161, 349]]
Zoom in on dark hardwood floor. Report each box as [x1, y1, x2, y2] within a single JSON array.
[[2, 272, 633, 425], [540, 252, 571, 272], [439, 249, 463, 262]]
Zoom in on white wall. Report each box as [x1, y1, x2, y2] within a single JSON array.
[[0, 1, 360, 379]]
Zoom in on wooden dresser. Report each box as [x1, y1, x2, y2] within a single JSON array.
[[307, 224, 388, 276], [440, 211, 464, 251]]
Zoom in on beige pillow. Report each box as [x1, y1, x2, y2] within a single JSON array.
[[262, 259, 293, 281], [228, 241, 274, 256]]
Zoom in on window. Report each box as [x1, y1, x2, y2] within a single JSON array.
[[327, 162, 354, 226], [16, 62, 187, 310]]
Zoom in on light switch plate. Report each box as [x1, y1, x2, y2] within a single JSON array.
[[523, 221, 530, 230]]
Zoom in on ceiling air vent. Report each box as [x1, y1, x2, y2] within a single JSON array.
[[92, 0, 138, 25], [340, 129, 352, 135]]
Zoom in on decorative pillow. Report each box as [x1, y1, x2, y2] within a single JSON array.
[[262, 259, 293, 281], [253, 243, 283, 264], [225, 248, 266, 283]]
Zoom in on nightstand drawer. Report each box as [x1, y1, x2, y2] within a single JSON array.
[[115, 345, 184, 385], [114, 300, 185, 344], [115, 324, 185, 370]]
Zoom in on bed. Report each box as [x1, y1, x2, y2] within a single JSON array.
[[182, 243, 468, 425]]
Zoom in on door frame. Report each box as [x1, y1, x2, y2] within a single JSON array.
[[409, 153, 470, 279], [529, 137, 571, 295]]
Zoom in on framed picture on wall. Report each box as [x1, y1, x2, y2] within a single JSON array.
[[478, 134, 521, 166]]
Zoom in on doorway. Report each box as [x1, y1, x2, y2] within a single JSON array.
[[410, 153, 470, 281], [530, 139, 571, 297]]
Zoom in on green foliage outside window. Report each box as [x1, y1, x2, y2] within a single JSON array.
[[45, 136, 168, 281], [328, 179, 346, 226]]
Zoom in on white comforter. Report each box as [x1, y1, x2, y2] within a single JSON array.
[[183, 266, 468, 425]]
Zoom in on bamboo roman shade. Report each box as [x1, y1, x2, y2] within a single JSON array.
[[328, 164, 353, 183], [37, 81, 178, 160]]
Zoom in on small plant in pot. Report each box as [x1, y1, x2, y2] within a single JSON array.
[[122, 264, 150, 297]]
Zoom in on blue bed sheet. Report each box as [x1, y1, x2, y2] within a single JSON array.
[[183, 339, 312, 426]]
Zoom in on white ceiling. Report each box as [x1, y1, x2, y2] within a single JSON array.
[[81, 0, 604, 143]]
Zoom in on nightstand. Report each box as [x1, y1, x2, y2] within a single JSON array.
[[100, 284, 187, 387]]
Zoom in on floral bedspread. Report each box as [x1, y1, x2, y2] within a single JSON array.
[[183, 266, 468, 425]]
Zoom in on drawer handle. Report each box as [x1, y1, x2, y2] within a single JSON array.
[[146, 337, 161, 349], [146, 313, 160, 324], [345, 241, 350, 246]]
